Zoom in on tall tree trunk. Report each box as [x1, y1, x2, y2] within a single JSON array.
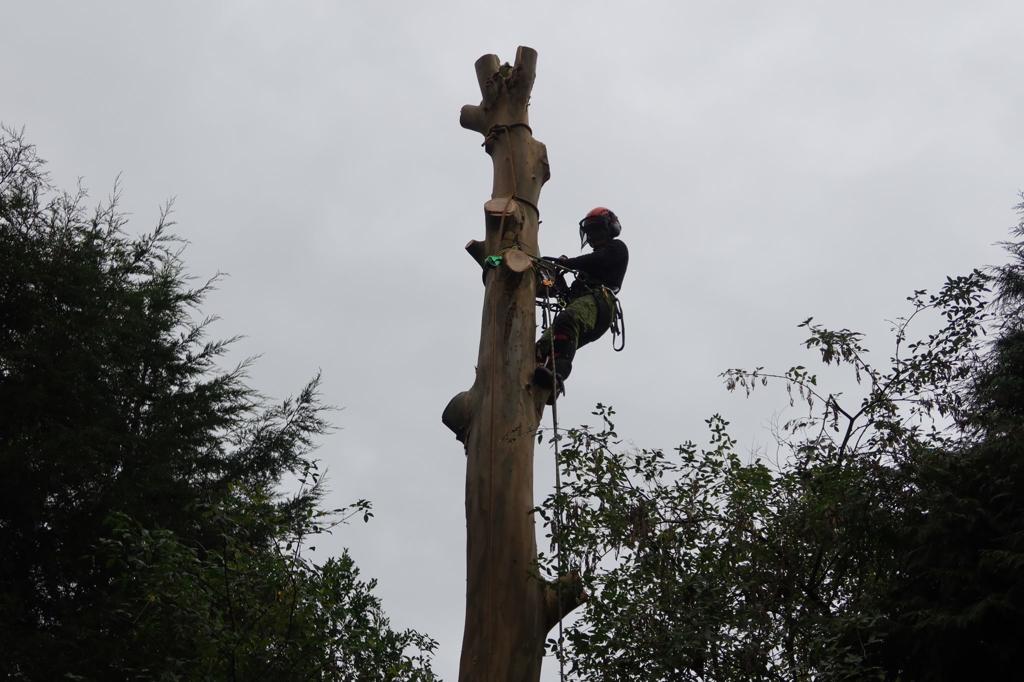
[[442, 47, 584, 681]]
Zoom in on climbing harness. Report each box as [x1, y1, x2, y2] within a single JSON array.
[[534, 255, 627, 353]]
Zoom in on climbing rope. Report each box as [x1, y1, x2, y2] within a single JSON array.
[[539, 291, 567, 682], [535, 254, 626, 680]]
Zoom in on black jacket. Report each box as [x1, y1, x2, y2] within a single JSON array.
[[563, 238, 628, 299]]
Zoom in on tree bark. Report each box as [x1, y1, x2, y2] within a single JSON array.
[[442, 46, 583, 681]]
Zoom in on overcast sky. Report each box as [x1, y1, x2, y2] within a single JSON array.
[[6, 2, 1024, 679]]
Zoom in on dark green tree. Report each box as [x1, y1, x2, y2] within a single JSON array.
[[874, 199, 1024, 680], [541, 200, 1024, 680], [0, 127, 436, 681]]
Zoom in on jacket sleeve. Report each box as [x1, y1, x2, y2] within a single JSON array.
[[564, 242, 624, 279]]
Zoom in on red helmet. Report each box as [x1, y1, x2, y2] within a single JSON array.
[[579, 207, 621, 247]]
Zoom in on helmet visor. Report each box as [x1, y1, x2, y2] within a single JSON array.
[[579, 216, 610, 247]]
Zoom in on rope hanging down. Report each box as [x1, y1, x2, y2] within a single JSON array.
[[536, 253, 627, 680], [540, 292, 567, 682]]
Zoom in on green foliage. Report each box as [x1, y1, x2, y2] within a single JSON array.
[[542, 407, 898, 680], [0, 127, 436, 681], [95, 499, 436, 681], [542, 200, 1024, 680]]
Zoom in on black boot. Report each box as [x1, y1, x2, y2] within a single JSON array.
[[534, 330, 575, 403], [532, 362, 565, 390], [532, 364, 566, 404]]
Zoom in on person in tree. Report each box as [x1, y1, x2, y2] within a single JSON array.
[[534, 207, 629, 396]]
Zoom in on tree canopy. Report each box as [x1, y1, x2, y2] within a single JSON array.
[[0, 128, 437, 681], [542, 200, 1024, 680]]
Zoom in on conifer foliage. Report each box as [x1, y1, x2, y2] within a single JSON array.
[[0, 128, 437, 681]]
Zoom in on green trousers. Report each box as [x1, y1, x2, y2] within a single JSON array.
[[536, 291, 612, 380]]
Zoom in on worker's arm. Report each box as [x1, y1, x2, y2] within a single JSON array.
[[563, 242, 625, 279]]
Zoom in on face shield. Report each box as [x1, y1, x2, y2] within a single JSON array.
[[579, 216, 610, 248]]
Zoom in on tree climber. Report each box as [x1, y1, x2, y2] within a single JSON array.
[[534, 207, 629, 397]]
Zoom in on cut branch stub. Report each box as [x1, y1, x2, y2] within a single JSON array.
[[474, 54, 501, 100], [485, 196, 525, 253], [460, 46, 538, 134], [465, 239, 487, 267], [442, 390, 473, 445], [503, 248, 532, 273], [544, 571, 588, 634]]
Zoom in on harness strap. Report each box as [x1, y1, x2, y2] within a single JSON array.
[[533, 253, 626, 351]]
